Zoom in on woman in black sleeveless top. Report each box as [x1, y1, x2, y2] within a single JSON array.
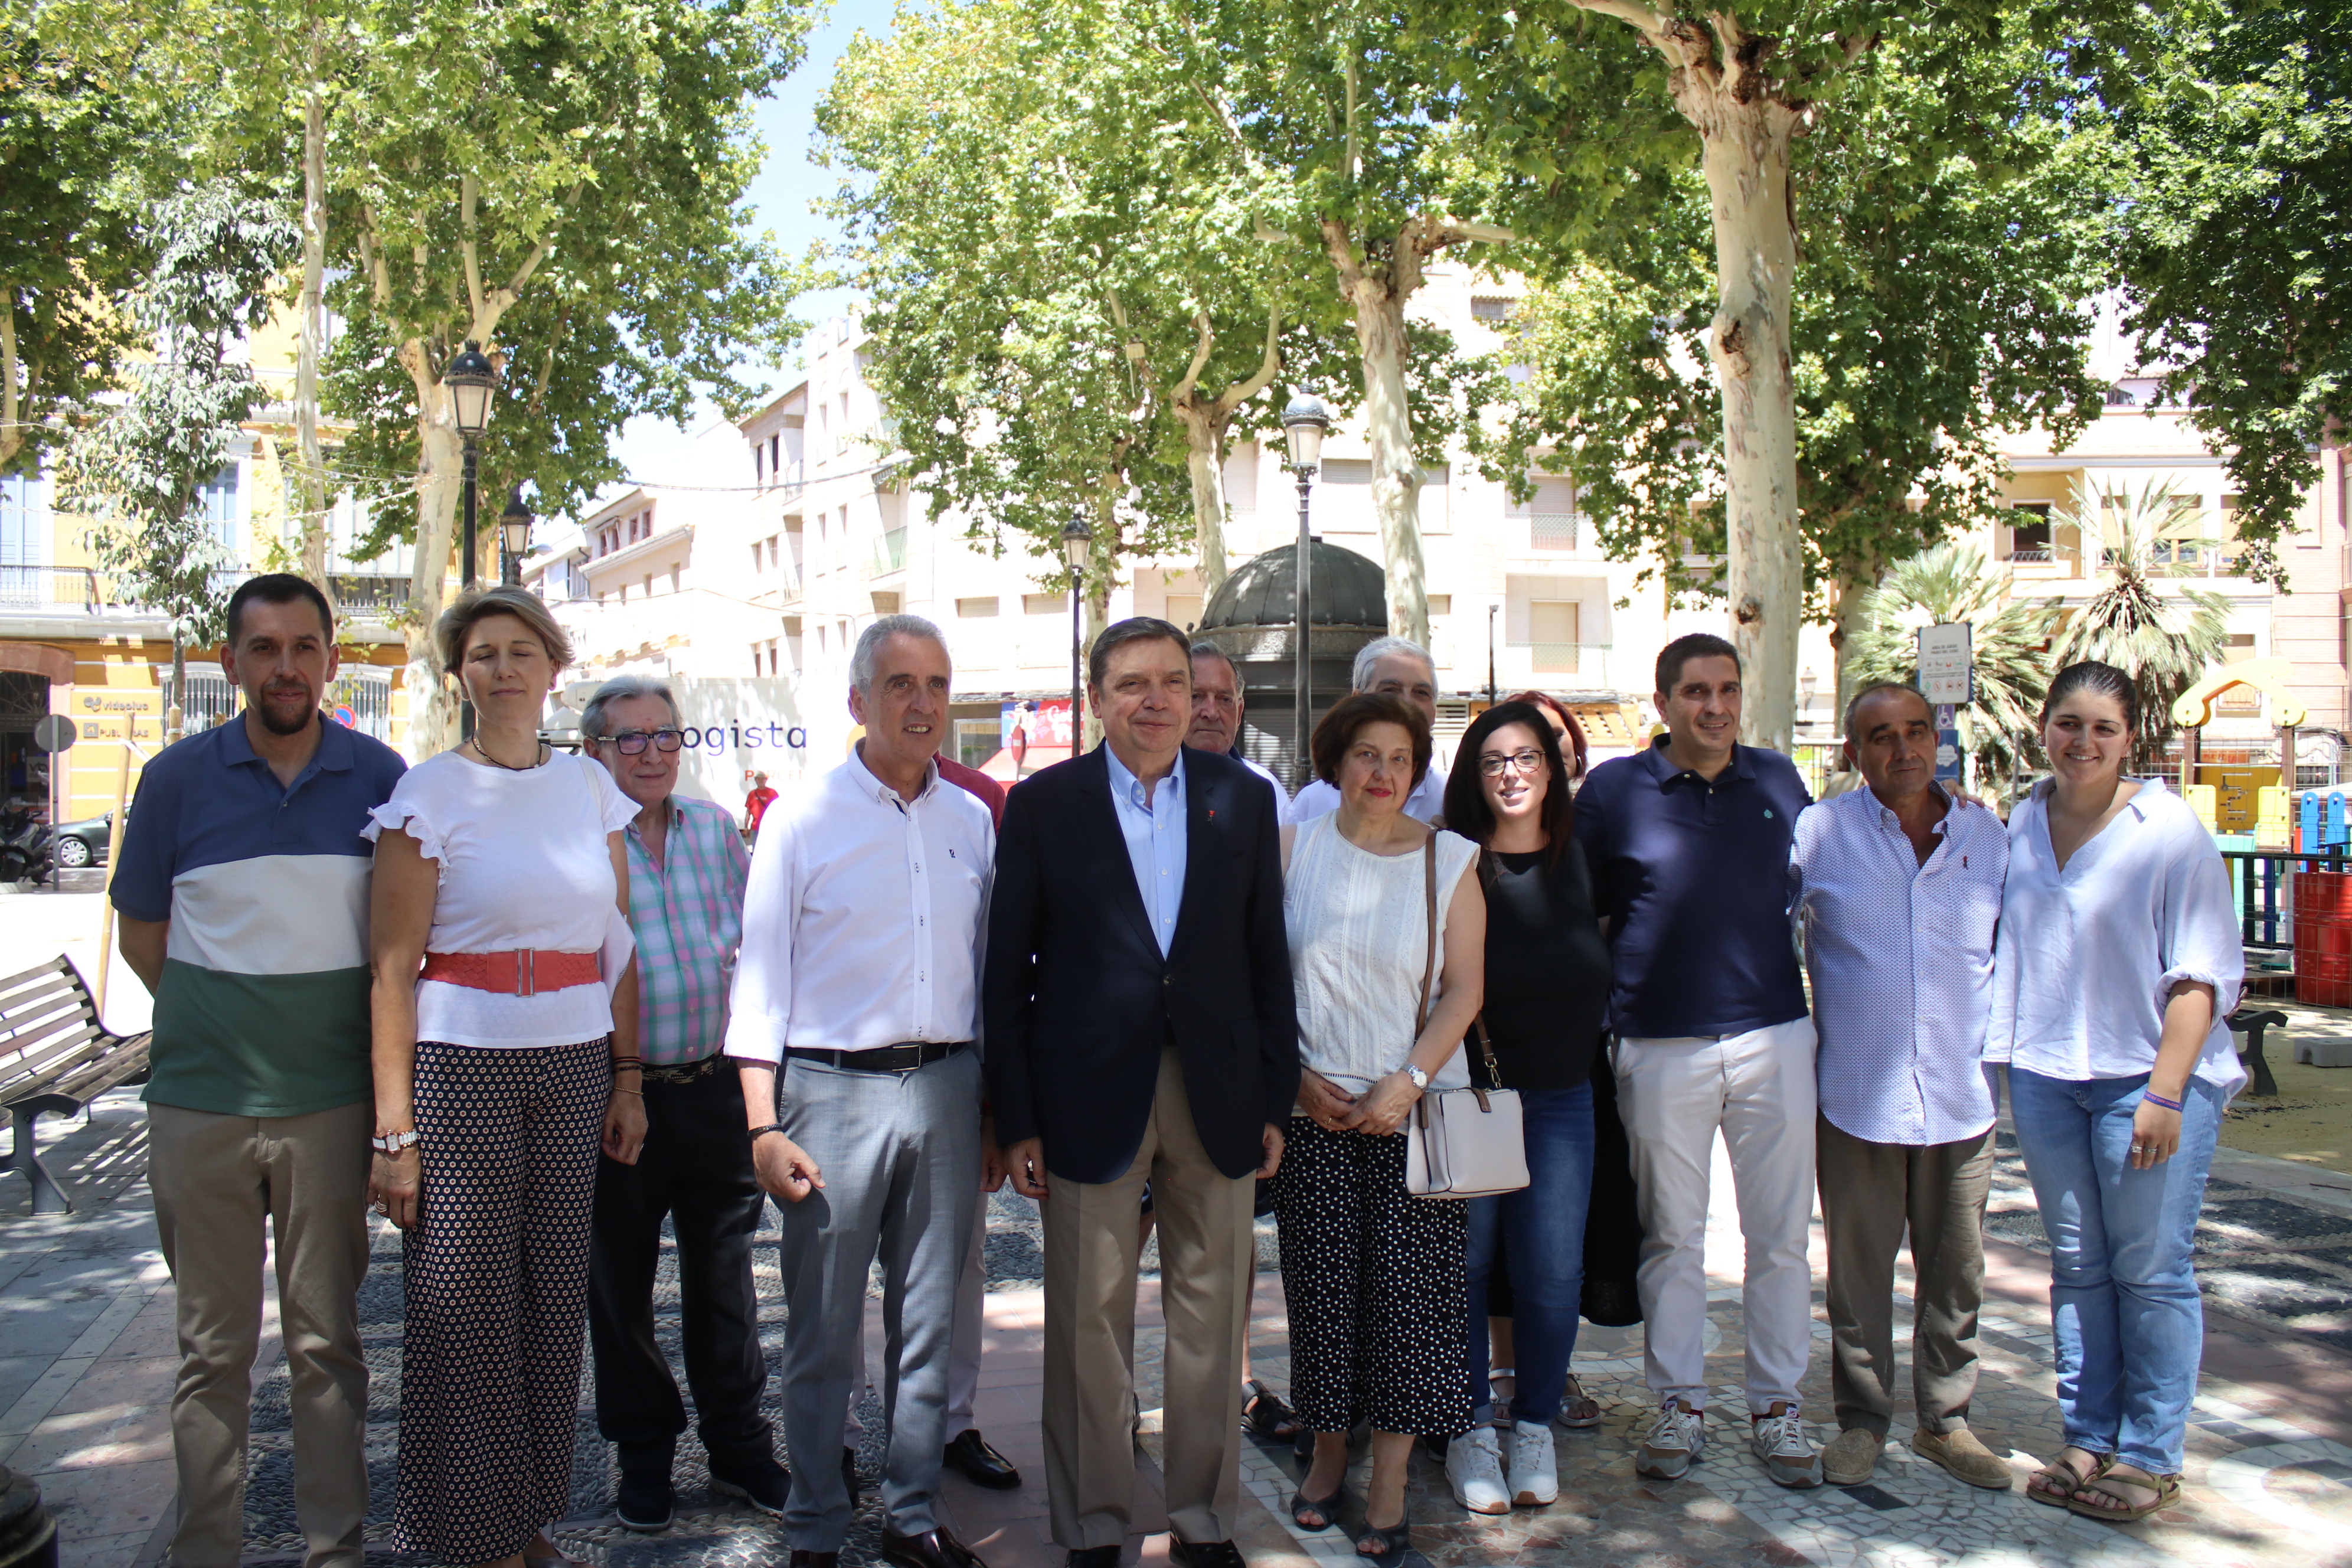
[[1436, 701, 1612, 1513]]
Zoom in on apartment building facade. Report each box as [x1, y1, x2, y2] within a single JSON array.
[[522, 274, 2349, 799]]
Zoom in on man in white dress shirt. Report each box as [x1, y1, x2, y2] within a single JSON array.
[[1187, 642, 1291, 822], [1288, 636, 1447, 824], [1794, 682, 2013, 1491], [728, 615, 995, 1568]]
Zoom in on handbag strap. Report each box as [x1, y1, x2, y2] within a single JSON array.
[[1413, 832, 1438, 1038], [1471, 1012, 1505, 1090]]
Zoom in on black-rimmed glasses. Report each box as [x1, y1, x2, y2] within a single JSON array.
[[1477, 749, 1546, 778], [606, 728, 685, 755]]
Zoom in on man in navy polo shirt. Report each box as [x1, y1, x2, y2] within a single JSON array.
[[1573, 632, 1821, 1489], [114, 574, 407, 1568]]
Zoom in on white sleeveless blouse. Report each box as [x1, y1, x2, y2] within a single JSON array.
[[1283, 813, 1481, 1093]]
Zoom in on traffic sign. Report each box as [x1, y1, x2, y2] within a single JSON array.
[[1917, 623, 1973, 705], [31, 715, 77, 753]]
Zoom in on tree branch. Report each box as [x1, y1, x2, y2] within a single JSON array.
[[1320, 216, 1367, 293], [1211, 301, 1283, 421], [460, 173, 486, 322], [1, 295, 18, 468], [1171, 312, 1215, 406], [1554, 0, 1675, 50]]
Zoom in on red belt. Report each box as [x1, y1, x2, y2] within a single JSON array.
[[421, 949, 601, 997]]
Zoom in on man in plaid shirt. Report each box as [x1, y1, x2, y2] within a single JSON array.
[[583, 675, 789, 1532]]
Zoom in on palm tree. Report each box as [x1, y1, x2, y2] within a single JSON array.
[[2051, 480, 2233, 765], [1845, 542, 2063, 792]]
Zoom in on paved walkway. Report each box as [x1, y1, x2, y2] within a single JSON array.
[[3, 955, 2351, 1567]]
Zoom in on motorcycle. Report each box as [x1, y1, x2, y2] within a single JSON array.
[[0, 799, 55, 886]]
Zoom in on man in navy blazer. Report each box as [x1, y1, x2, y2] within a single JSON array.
[[986, 617, 1299, 1568]]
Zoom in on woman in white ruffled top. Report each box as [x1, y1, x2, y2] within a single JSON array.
[[364, 585, 645, 1568], [1275, 690, 1485, 1561]]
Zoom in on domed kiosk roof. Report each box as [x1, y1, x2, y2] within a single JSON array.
[[1199, 539, 1387, 631]]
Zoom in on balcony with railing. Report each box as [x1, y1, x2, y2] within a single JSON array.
[[865, 528, 908, 580]]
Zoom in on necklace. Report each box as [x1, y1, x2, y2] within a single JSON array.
[[470, 736, 547, 771]]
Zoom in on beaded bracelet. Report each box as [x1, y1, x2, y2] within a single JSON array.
[[2141, 1087, 2184, 1113]]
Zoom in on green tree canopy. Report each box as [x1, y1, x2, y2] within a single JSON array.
[[2119, 0, 2351, 584], [1474, 29, 2116, 717]]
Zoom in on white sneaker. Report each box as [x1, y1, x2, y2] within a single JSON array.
[[1750, 1402, 1822, 1489], [1508, 1420, 1558, 1507], [1445, 1424, 1511, 1515], [1636, 1399, 1704, 1479]]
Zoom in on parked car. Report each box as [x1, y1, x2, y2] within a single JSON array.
[[51, 811, 113, 870]]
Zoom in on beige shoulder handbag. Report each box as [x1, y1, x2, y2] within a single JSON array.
[[1402, 837, 1530, 1199]]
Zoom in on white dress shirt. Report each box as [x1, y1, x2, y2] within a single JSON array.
[[1291, 762, 1448, 827], [1105, 745, 1186, 956], [723, 752, 994, 1063], [1988, 778, 2245, 1091], [1234, 753, 1295, 826], [1795, 785, 2008, 1145]]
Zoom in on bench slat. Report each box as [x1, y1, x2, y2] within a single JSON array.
[[0, 957, 74, 997], [0, 974, 83, 1021], [0, 1011, 103, 1073], [52, 1041, 151, 1104], [4, 1028, 111, 1097]]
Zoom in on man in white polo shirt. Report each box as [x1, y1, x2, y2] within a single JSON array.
[[1795, 682, 2012, 1491]]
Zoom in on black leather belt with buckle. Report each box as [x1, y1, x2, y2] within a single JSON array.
[[786, 1040, 972, 1073], [641, 1054, 724, 1086]]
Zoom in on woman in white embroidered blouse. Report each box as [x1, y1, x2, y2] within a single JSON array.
[[1276, 691, 1484, 1560], [363, 586, 645, 1568], [1990, 661, 2242, 1525]]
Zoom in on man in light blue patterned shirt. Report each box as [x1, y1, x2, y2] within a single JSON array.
[[1794, 682, 2011, 1494], [582, 675, 785, 1531]]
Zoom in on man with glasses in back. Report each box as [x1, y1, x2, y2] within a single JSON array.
[[583, 675, 789, 1531]]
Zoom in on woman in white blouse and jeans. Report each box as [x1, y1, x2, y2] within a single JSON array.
[[1990, 661, 2242, 1524], [365, 586, 646, 1568]]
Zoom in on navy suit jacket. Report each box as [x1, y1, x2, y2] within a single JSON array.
[[984, 744, 1301, 1184]]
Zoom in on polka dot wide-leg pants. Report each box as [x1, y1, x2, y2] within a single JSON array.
[[395, 1038, 610, 1563], [1272, 1116, 1472, 1438]]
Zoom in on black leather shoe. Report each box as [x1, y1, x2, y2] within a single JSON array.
[[883, 1525, 988, 1568], [710, 1454, 792, 1518], [615, 1468, 672, 1532], [944, 1428, 1023, 1490], [791, 1553, 839, 1568], [1168, 1540, 1247, 1568], [1066, 1547, 1123, 1568]]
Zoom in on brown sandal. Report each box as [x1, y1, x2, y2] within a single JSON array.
[[2026, 1448, 2111, 1508], [2067, 1464, 2181, 1523], [1559, 1373, 1602, 1430]]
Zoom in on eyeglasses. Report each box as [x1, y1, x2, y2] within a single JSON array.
[[1477, 749, 1547, 778], [605, 728, 685, 755]]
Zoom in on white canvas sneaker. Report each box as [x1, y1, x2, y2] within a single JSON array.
[[1445, 1424, 1511, 1515], [1508, 1421, 1559, 1507]]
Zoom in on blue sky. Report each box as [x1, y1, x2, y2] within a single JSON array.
[[592, 0, 896, 510]]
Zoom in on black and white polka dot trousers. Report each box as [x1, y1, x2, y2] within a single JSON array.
[[1273, 1116, 1473, 1438], [395, 1037, 610, 1563]]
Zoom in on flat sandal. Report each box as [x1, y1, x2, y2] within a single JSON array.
[[2027, 1448, 2111, 1509], [2067, 1465, 2182, 1523]]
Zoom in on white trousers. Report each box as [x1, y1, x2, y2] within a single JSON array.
[[848, 1182, 986, 1439], [1615, 1017, 1818, 1413]]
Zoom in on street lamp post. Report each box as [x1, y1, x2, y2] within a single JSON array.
[[1281, 391, 1329, 792], [499, 487, 534, 587], [1061, 515, 1091, 760], [443, 339, 498, 739]]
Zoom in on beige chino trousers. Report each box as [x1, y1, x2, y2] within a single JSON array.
[[1815, 1114, 1995, 1438], [1041, 1047, 1254, 1550], [148, 1100, 373, 1568]]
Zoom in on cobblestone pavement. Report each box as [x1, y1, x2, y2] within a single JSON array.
[[8, 1093, 2352, 1567]]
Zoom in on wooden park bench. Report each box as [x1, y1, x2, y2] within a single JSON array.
[[0, 956, 151, 1214]]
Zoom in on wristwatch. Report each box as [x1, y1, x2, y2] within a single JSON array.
[[1404, 1064, 1430, 1091], [371, 1129, 421, 1155]]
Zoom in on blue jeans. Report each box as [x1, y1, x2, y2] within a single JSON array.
[[2008, 1066, 2222, 1476], [1465, 1083, 1596, 1426]]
